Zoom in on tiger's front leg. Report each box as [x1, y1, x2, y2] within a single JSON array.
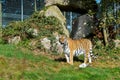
[[67, 52, 73, 65], [65, 54, 70, 63], [65, 52, 73, 65]]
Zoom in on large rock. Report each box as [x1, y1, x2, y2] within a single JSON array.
[[26, 28, 39, 37], [8, 36, 21, 45], [44, 0, 97, 38], [40, 5, 69, 37], [41, 37, 51, 50], [70, 14, 94, 39], [52, 32, 63, 54], [45, 0, 97, 13], [40, 33, 64, 54]]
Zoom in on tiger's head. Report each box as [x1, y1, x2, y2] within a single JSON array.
[[59, 35, 67, 45]]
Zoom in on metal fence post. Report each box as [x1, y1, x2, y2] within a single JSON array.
[[0, 1, 2, 39], [21, 0, 23, 21], [34, 0, 37, 12]]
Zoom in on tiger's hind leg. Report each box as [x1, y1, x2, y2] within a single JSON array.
[[79, 51, 89, 68], [69, 51, 73, 65], [88, 53, 92, 63]]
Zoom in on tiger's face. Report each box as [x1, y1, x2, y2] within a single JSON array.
[[59, 35, 70, 55], [59, 35, 67, 45]]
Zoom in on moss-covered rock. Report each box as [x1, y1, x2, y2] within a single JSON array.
[[45, 0, 97, 13], [40, 5, 69, 37], [2, 11, 65, 53]]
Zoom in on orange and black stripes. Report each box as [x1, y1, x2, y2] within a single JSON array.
[[59, 36, 93, 68]]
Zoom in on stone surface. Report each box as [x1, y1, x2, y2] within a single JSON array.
[[27, 28, 39, 37], [51, 40, 63, 54], [43, 0, 97, 38], [40, 5, 69, 37], [114, 39, 120, 48], [8, 36, 21, 45], [45, 0, 69, 6], [52, 32, 63, 54], [41, 37, 51, 50], [55, 41, 63, 54], [40, 36, 63, 54], [70, 14, 94, 39], [45, 0, 97, 13]]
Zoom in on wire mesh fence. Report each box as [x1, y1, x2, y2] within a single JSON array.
[[2, 0, 44, 26]]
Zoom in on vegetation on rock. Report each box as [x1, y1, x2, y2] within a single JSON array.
[[2, 11, 64, 52]]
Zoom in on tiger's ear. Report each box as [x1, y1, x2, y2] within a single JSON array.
[[58, 34, 62, 38], [59, 35, 67, 39], [62, 35, 67, 43], [64, 35, 67, 39], [64, 36, 67, 42]]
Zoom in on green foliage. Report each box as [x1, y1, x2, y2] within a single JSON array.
[[96, 0, 120, 46], [2, 21, 30, 40], [29, 11, 64, 35], [2, 11, 64, 51], [3, 11, 63, 40], [93, 45, 120, 59]]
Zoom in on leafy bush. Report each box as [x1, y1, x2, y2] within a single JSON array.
[[3, 11, 63, 39]]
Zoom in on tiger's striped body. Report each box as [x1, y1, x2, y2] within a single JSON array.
[[59, 36, 92, 68]]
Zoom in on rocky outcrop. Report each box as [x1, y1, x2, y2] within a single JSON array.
[[40, 34, 63, 54], [45, 0, 97, 13], [26, 28, 39, 37], [41, 37, 51, 50], [70, 14, 94, 39], [43, 0, 97, 38], [40, 5, 69, 37]]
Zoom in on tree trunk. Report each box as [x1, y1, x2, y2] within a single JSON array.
[[102, 12, 108, 46], [103, 27, 108, 46]]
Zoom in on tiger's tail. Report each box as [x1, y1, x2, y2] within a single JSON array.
[[90, 48, 98, 59]]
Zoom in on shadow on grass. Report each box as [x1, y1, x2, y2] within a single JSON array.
[[54, 56, 84, 63], [54, 57, 66, 62]]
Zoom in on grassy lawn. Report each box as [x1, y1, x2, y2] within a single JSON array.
[[0, 44, 120, 80]]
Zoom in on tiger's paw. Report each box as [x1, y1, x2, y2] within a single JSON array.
[[67, 62, 73, 65], [79, 63, 88, 68]]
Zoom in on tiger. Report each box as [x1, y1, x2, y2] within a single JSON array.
[[59, 35, 93, 68]]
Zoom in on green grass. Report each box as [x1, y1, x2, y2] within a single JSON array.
[[0, 44, 50, 62], [0, 44, 120, 80], [49, 67, 120, 80]]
